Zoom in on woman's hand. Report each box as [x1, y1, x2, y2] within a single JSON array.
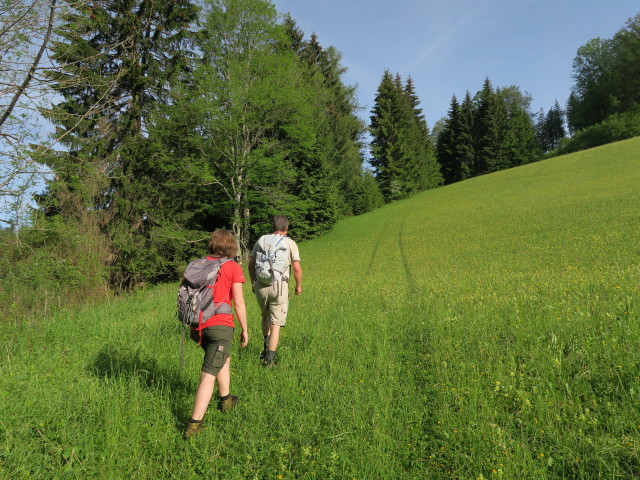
[[240, 329, 249, 348]]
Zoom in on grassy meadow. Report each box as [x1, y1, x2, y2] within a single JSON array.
[[2, 137, 639, 479]]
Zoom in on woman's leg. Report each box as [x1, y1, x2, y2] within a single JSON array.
[[215, 356, 231, 397], [191, 371, 216, 421]]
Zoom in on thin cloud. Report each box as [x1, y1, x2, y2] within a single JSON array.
[[404, 13, 478, 74]]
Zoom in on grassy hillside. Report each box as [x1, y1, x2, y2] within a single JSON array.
[[2, 137, 639, 479]]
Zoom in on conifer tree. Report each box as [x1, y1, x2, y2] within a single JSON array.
[[370, 70, 404, 202], [404, 76, 443, 190], [456, 91, 476, 180], [474, 78, 507, 175], [436, 95, 461, 184], [40, 0, 199, 287], [370, 71, 440, 202], [537, 100, 566, 151], [496, 85, 541, 166], [293, 29, 366, 218]]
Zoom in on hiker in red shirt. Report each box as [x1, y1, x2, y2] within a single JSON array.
[[185, 229, 249, 438]]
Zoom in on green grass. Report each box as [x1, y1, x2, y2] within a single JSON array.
[[2, 137, 640, 479]]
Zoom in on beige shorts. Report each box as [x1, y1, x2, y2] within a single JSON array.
[[254, 281, 289, 326]]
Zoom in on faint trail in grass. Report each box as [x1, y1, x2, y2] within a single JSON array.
[[398, 211, 416, 293], [366, 221, 387, 275], [396, 207, 441, 472]]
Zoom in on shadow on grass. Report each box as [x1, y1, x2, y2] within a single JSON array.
[[89, 344, 195, 426]]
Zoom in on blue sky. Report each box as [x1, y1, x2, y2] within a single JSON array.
[[271, 0, 640, 128]]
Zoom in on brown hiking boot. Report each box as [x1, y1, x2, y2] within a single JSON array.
[[218, 394, 238, 412], [184, 421, 203, 439]]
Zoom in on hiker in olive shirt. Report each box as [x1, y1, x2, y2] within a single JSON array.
[[248, 215, 302, 367]]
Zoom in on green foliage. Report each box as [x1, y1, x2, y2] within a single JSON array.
[[0, 215, 109, 323], [31, 0, 365, 284], [558, 108, 640, 155], [568, 13, 640, 132], [149, 0, 364, 256], [351, 170, 384, 215], [2, 137, 639, 478]]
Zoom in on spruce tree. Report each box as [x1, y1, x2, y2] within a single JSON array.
[[542, 101, 566, 151], [403, 76, 443, 190], [40, 0, 198, 287], [370, 71, 441, 201], [474, 78, 507, 174], [370, 70, 403, 202], [293, 28, 365, 218], [456, 91, 475, 180], [436, 95, 461, 185]]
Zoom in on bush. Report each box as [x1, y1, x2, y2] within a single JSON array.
[[560, 109, 640, 154], [352, 171, 384, 215], [0, 216, 110, 323]]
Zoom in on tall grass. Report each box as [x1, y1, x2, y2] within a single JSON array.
[[1, 137, 639, 479]]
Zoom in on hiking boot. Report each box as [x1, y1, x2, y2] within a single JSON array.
[[184, 421, 203, 439], [262, 350, 276, 368], [218, 394, 238, 412], [262, 357, 276, 368], [261, 336, 270, 359]]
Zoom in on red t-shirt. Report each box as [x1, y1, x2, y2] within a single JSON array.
[[197, 258, 245, 330]]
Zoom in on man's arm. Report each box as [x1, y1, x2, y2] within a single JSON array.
[[292, 260, 302, 295]]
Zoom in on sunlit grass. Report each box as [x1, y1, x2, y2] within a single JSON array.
[[1, 137, 639, 478]]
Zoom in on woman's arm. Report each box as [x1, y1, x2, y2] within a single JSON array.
[[232, 282, 248, 347]]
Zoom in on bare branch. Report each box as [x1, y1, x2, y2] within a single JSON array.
[[1, 1, 57, 128]]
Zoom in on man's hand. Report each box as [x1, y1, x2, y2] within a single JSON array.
[[295, 285, 302, 295], [240, 329, 249, 348]]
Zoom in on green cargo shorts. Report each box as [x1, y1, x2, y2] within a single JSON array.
[[201, 325, 234, 376]]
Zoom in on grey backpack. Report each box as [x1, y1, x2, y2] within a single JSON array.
[[255, 234, 290, 285], [177, 257, 232, 366]]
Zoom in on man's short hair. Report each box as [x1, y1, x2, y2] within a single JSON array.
[[273, 215, 289, 232]]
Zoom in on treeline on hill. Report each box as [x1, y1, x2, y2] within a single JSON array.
[[435, 79, 541, 184], [559, 13, 640, 153]]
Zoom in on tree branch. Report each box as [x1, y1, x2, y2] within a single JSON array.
[[0, 0, 57, 129]]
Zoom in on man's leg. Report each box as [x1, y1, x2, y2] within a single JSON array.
[[267, 324, 280, 351], [263, 286, 288, 366], [256, 284, 272, 357], [263, 324, 280, 366], [260, 314, 271, 358]]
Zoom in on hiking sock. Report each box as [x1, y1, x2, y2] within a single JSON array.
[[219, 394, 231, 402], [263, 335, 270, 350], [188, 418, 203, 424]]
